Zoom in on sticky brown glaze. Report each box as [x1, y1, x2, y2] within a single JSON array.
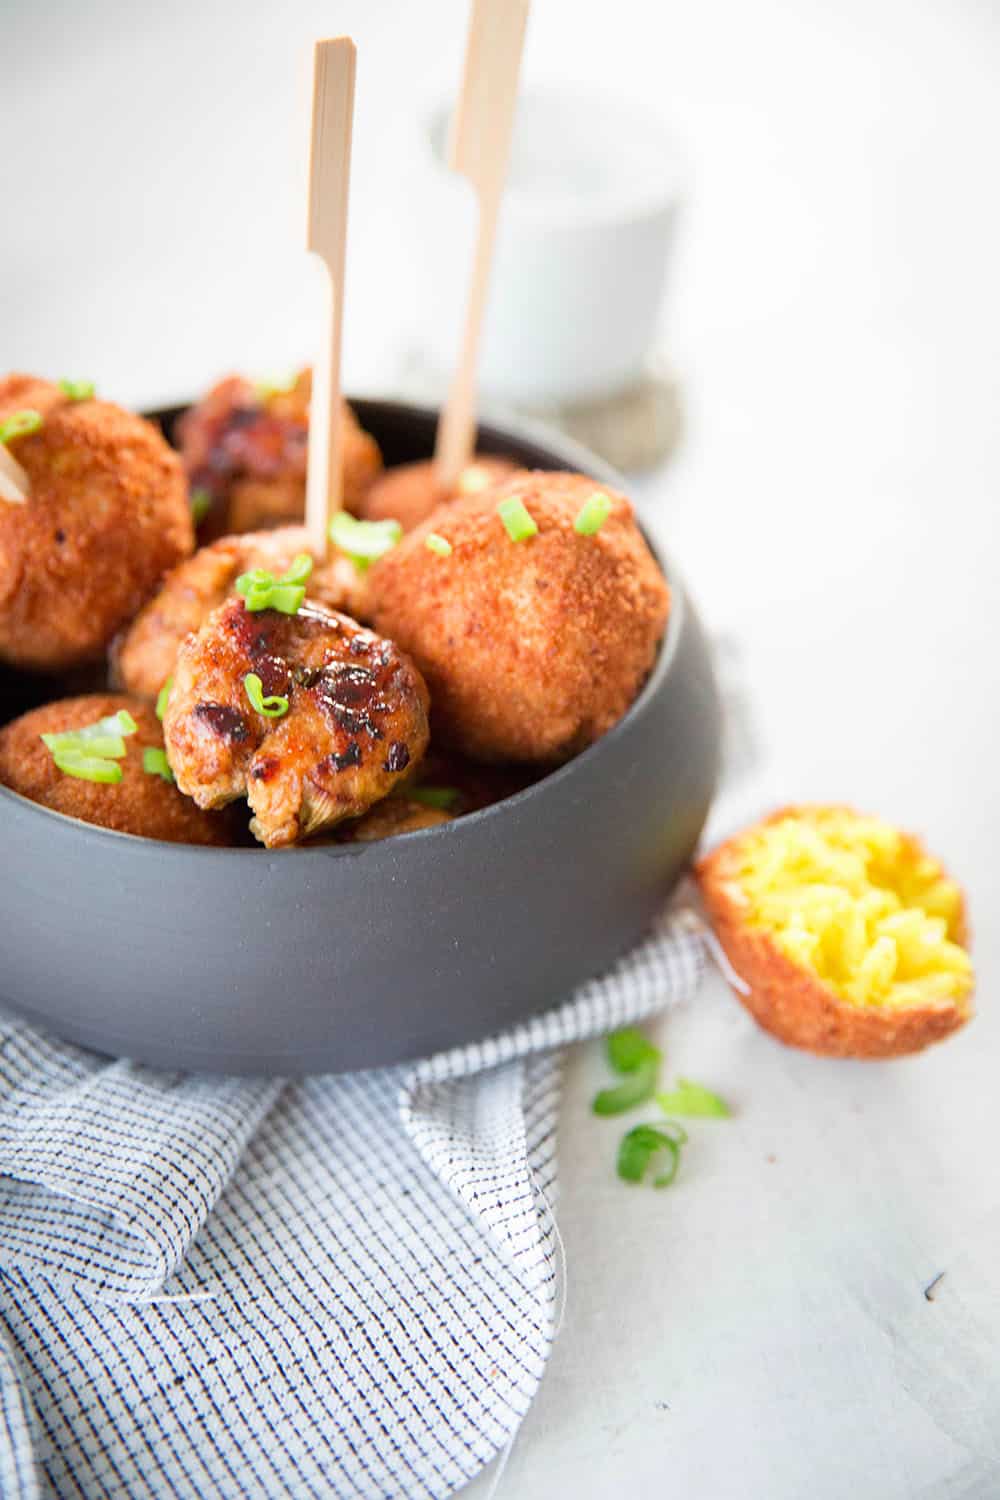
[[114, 524, 371, 700], [358, 455, 518, 533], [368, 471, 670, 763], [177, 370, 382, 536], [163, 598, 430, 847], [0, 694, 233, 845], [0, 376, 193, 671]]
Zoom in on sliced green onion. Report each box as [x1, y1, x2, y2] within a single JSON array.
[[235, 553, 312, 614], [593, 1056, 659, 1116], [254, 374, 296, 401], [593, 1026, 661, 1116], [408, 786, 460, 810], [0, 410, 43, 446], [607, 1026, 660, 1074], [51, 748, 123, 784], [156, 677, 174, 721], [244, 672, 289, 719], [656, 1079, 730, 1118], [425, 533, 452, 558], [41, 709, 137, 762], [281, 553, 314, 586], [617, 1123, 687, 1188], [190, 487, 212, 524], [266, 583, 307, 613], [574, 491, 612, 536], [143, 747, 174, 783], [58, 378, 95, 402], [329, 512, 402, 572], [497, 496, 538, 542], [43, 730, 126, 759]]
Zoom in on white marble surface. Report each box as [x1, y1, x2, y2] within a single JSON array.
[[4, 2, 999, 1496]]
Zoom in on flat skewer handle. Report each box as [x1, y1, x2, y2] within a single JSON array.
[[305, 36, 357, 556]]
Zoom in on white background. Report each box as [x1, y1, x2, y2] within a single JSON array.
[[3, 2, 999, 1496]]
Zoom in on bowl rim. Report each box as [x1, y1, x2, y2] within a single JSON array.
[[0, 397, 682, 858]]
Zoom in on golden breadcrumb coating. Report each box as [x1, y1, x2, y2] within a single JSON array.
[[335, 796, 453, 841], [359, 456, 518, 533], [0, 694, 232, 845], [368, 470, 670, 762], [696, 804, 974, 1058], [0, 376, 193, 671]]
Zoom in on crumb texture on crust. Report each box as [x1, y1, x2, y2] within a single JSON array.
[[697, 804, 974, 1059], [368, 469, 670, 763], [358, 456, 518, 533], [0, 694, 232, 845], [0, 379, 192, 671]]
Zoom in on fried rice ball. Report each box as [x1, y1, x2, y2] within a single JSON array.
[[696, 805, 974, 1059], [0, 694, 232, 845], [179, 370, 382, 536], [335, 795, 453, 842], [163, 597, 430, 848], [0, 376, 193, 671], [368, 470, 670, 763], [358, 455, 518, 533], [115, 525, 369, 700]]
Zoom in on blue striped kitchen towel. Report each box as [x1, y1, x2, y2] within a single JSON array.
[[0, 908, 705, 1500]]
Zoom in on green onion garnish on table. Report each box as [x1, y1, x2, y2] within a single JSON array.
[[592, 1026, 662, 1115], [329, 513, 402, 572], [425, 533, 452, 557], [156, 677, 173, 721], [41, 708, 137, 783], [656, 1079, 731, 1118], [617, 1122, 688, 1188], [244, 672, 289, 719], [408, 786, 460, 810], [143, 747, 174, 783], [0, 410, 43, 446], [574, 491, 612, 536], [58, 378, 96, 401], [497, 496, 538, 542], [593, 1058, 660, 1115], [607, 1026, 659, 1073], [235, 553, 313, 613]]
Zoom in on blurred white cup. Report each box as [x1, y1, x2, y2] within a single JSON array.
[[403, 85, 683, 408]]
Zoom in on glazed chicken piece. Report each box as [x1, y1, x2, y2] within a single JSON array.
[[115, 525, 369, 700], [163, 597, 430, 848], [178, 370, 381, 536]]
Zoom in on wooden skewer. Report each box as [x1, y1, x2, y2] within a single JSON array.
[[0, 447, 28, 505], [434, 0, 530, 491], [305, 36, 357, 557]]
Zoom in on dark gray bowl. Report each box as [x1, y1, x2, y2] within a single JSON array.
[[0, 400, 720, 1075]]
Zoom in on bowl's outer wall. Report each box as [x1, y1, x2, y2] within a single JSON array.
[[0, 402, 721, 1074]]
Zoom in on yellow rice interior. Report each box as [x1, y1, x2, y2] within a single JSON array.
[[733, 808, 973, 1011]]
